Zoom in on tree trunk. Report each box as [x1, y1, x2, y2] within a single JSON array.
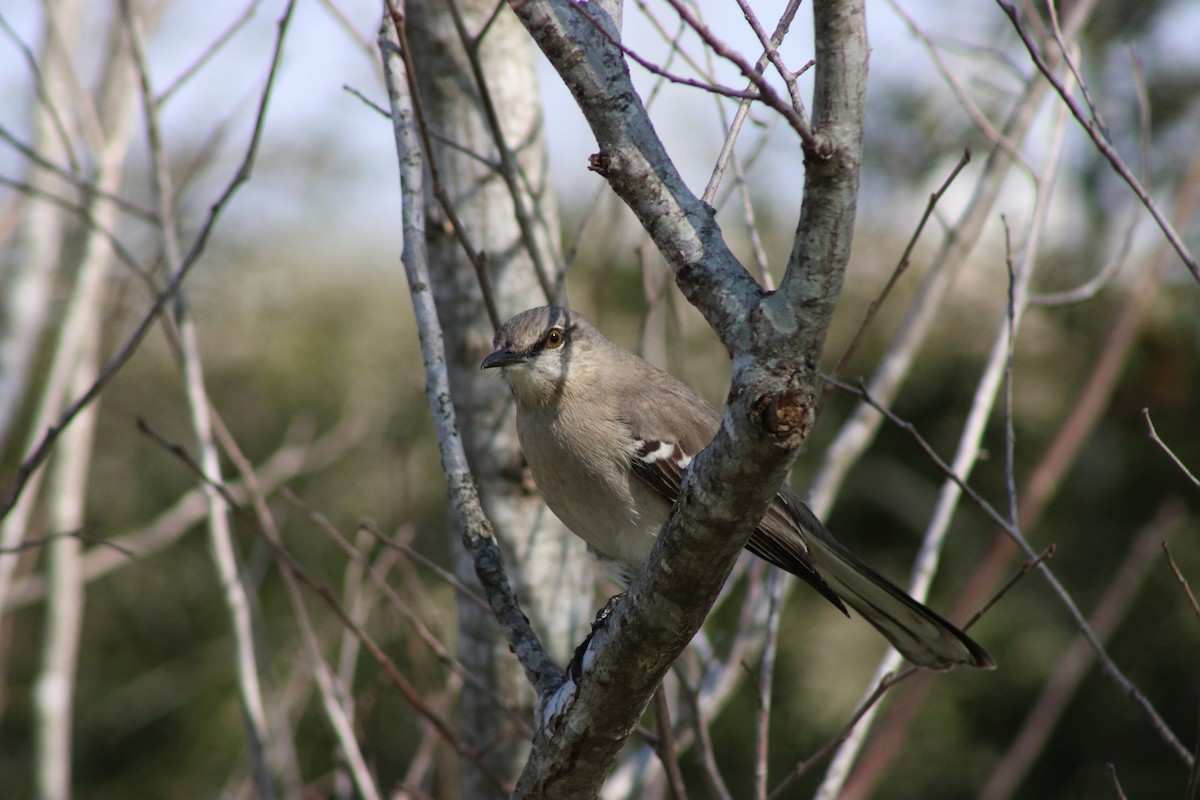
[[406, 1, 593, 795]]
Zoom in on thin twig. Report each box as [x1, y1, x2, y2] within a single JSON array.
[[451, 0, 565, 304], [1161, 543, 1200, 624], [677, 664, 734, 800], [1107, 763, 1129, 800], [0, 125, 158, 221], [0, 9, 79, 171], [1143, 409, 1200, 490], [702, 0, 803, 204], [884, 0, 1033, 174], [8, 415, 364, 609], [768, 670, 914, 800], [568, 4, 768, 107], [653, 688, 688, 800], [288, 496, 531, 734], [0, 529, 136, 559], [342, 84, 390, 117], [832, 148, 972, 376], [157, 0, 264, 105], [359, 520, 491, 613], [979, 506, 1175, 800], [657, 0, 813, 145], [213, 412, 379, 800], [0, 174, 150, 280], [753, 569, 784, 800], [379, 8, 500, 331], [1044, 1, 1108, 141], [962, 545, 1054, 633], [997, 0, 1200, 284], [123, 0, 278, 790]]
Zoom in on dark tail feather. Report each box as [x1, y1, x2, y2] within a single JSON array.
[[807, 532, 994, 671]]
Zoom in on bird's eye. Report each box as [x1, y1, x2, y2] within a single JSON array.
[[544, 328, 565, 349]]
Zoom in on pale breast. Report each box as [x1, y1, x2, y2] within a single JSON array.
[[516, 402, 668, 581]]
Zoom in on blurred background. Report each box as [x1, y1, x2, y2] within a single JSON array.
[[2, 0, 1199, 798]]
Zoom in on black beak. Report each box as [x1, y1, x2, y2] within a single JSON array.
[[481, 348, 524, 370]]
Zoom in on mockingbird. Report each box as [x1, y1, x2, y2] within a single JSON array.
[[482, 305, 993, 671]]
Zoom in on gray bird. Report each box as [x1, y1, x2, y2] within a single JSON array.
[[482, 305, 993, 671]]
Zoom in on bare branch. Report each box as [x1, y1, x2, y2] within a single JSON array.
[[135, 417, 511, 793], [380, 5, 561, 695], [753, 569, 785, 800], [657, 0, 813, 144], [827, 376, 1193, 767], [979, 504, 1181, 800]]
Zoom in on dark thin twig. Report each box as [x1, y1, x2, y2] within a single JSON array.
[[342, 84, 390, 118], [832, 149, 972, 376], [996, 0, 1200, 284], [379, 7, 500, 331], [0, 0, 299, 524], [157, 0, 264, 105], [657, 0, 813, 145], [767, 669, 915, 800], [0, 125, 159, 222], [452, 0, 564, 305], [568, 5, 766, 105], [962, 545, 1054, 632], [0, 10, 79, 172], [358, 520, 491, 613], [0, 529, 137, 559]]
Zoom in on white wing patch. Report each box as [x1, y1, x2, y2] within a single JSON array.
[[633, 439, 692, 468]]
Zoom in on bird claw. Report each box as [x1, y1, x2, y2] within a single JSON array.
[[566, 593, 624, 682]]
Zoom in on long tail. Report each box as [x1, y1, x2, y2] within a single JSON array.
[[805, 529, 994, 671]]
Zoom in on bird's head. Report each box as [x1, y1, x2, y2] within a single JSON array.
[[481, 305, 588, 406]]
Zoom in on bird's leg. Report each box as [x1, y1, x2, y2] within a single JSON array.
[[567, 593, 625, 681]]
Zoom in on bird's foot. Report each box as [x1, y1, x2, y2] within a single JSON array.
[[567, 593, 625, 682]]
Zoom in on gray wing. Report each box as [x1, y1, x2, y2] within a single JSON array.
[[620, 374, 848, 615]]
